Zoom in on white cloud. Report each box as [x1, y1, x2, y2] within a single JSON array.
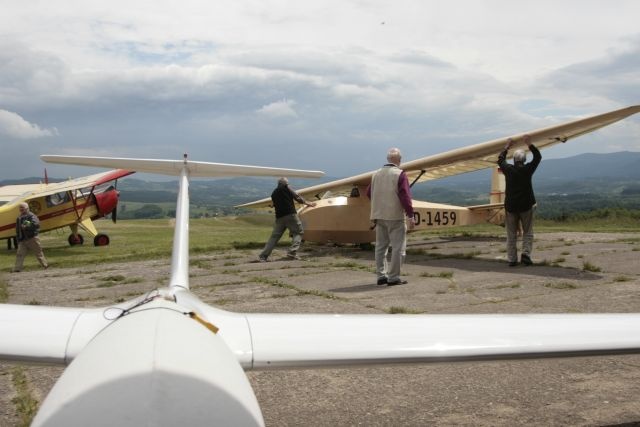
[[0, 1, 639, 178], [257, 99, 298, 119], [0, 110, 58, 139]]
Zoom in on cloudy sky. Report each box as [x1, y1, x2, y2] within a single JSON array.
[[1, 0, 639, 180]]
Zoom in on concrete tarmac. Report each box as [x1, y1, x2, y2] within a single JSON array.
[[1, 231, 640, 426]]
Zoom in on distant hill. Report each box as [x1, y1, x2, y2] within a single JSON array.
[[3, 152, 640, 219], [409, 151, 640, 217], [538, 151, 640, 181]]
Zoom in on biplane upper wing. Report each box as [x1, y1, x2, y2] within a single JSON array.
[[0, 169, 134, 205], [0, 185, 43, 204], [236, 105, 640, 209]]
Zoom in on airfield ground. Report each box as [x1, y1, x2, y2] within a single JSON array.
[[1, 231, 640, 426]]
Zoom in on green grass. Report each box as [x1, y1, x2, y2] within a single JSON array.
[[420, 271, 454, 279], [0, 277, 8, 303], [386, 306, 422, 314], [3, 215, 640, 273], [0, 216, 273, 272], [10, 367, 39, 427], [536, 217, 640, 232], [582, 261, 602, 272], [544, 282, 578, 290]]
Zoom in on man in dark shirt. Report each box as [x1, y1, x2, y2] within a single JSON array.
[[259, 177, 316, 261], [497, 134, 542, 266]]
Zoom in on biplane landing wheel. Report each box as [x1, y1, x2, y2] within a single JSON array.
[[68, 234, 84, 246], [93, 234, 110, 247]]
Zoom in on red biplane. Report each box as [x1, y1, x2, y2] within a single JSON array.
[[0, 169, 134, 248]]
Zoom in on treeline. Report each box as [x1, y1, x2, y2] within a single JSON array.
[[117, 203, 237, 219], [536, 194, 640, 220], [560, 207, 640, 222]]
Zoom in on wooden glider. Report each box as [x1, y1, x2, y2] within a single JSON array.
[[237, 105, 640, 244]]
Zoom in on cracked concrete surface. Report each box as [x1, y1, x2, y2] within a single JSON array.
[[1, 231, 640, 426]]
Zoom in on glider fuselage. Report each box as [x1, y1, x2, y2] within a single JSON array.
[[299, 195, 505, 244]]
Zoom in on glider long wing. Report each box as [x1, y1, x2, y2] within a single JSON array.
[[153, 293, 640, 369], [3, 296, 640, 367], [237, 105, 640, 208], [241, 312, 640, 369]]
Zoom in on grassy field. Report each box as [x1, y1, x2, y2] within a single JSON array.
[[0, 216, 274, 272], [2, 214, 639, 272]]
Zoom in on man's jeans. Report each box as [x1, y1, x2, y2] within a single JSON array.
[[260, 213, 304, 259], [505, 208, 534, 263], [374, 219, 406, 282]]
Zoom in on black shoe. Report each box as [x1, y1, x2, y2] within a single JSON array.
[[387, 279, 408, 286], [377, 277, 388, 285], [521, 254, 532, 266], [508, 261, 518, 267]]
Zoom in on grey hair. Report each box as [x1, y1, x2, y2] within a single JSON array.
[[278, 177, 289, 185], [513, 150, 526, 163], [19, 202, 29, 210], [387, 147, 402, 163]]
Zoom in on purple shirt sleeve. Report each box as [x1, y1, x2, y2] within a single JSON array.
[[397, 171, 414, 217]]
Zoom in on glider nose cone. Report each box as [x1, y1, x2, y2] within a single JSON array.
[[32, 303, 264, 426]]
